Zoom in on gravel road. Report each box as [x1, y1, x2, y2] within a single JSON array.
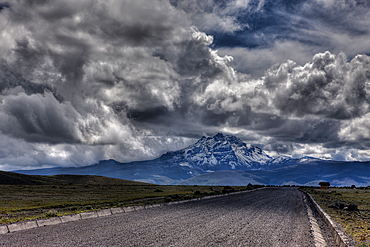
[[0, 187, 335, 247]]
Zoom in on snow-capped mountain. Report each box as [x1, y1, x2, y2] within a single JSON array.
[[16, 133, 369, 187], [159, 133, 273, 171], [14, 133, 284, 184]]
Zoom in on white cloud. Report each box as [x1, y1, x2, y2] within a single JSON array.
[[218, 41, 316, 78], [261, 52, 370, 119], [171, 0, 250, 33], [339, 113, 370, 142]]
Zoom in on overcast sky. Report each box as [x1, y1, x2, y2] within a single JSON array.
[[1, 0, 370, 170]]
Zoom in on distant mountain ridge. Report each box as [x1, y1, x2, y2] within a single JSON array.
[[11, 133, 370, 186], [179, 160, 370, 187]]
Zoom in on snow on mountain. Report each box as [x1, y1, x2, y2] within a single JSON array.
[[266, 155, 296, 167], [298, 156, 321, 163], [159, 133, 273, 171]]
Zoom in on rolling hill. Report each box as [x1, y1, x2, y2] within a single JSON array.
[[0, 170, 153, 185]]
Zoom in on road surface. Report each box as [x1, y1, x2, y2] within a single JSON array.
[[0, 187, 335, 246]]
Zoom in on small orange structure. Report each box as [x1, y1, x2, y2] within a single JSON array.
[[319, 182, 330, 190]]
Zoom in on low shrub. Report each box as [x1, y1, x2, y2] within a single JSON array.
[[184, 195, 193, 200], [45, 209, 58, 218]]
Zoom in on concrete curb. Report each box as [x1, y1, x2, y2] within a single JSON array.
[[124, 206, 135, 212], [80, 211, 98, 220], [37, 217, 62, 227], [301, 190, 356, 247], [0, 188, 261, 234], [0, 225, 9, 234], [60, 214, 81, 223], [97, 209, 112, 217], [110, 207, 124, 214], [7, 221, 38, 233]]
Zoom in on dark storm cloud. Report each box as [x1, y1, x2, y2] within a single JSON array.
[[195, 107, 287, 132], [98, 21, 175, 47], [0, 59, 41, 94], [1, 0, 370, 170], [239, 112, 286, 131], [298, 120, 341, 145], [0, 91, 83, 143], [48, 36, 90, 84], [14, 38, 46, 69], [264, 142, 295, 154], [0, 2, 10, 12], [127, 107, 171, 123], [0, 0, 201, 169], [176, 34, 222, 78]]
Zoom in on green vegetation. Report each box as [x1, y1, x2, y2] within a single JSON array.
[[0, 171, 252, 224], [302, 187, 370, 246]]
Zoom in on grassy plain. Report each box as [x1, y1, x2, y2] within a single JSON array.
[[0, 172, 250, 224], [303, 187, 370, 246]]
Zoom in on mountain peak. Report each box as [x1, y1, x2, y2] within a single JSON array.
[[162, 133, 272, 171]]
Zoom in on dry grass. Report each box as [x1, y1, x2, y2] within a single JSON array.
[[303, 187, 370, 246], [0, 184, 250, 224]]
